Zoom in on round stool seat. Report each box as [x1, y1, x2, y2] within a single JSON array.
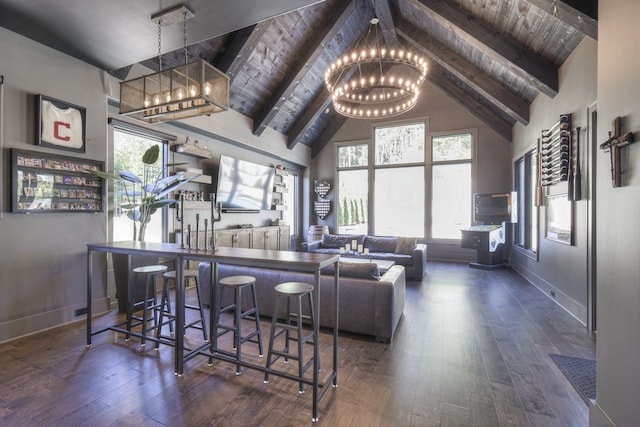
[[274, 282, 314, 296], [219, 275, 256, 287], [163, 269, 198, 279], [133, 265, 168, 274]]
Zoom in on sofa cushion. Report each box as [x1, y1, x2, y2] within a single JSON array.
[[321, 233, 365, 249], [370, 253, 413, 267], [322, 261, 380, 280], [364, 236, 397, 253], [395, 237, 417, 255]]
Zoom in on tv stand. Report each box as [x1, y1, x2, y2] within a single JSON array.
[[460, 224, 506, 269]]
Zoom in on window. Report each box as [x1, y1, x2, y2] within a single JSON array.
[[113, 129, 166, 242], [431, 133, 473, 239], [514, 150, 538, 253], [336, 122, 476, 241], [374, 122, 425, 237], [337, 144, 368, 234]]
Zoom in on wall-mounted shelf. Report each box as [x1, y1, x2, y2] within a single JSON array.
[[541, 114, 571, 186], [182, 200, 210, 210], [171, 143, 212, 159]]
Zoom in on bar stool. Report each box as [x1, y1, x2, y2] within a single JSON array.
[[210, 275, 263, 374], [264, 282, 319, 393], [154, 269, 208, 349], [126, 264, 168, 346]]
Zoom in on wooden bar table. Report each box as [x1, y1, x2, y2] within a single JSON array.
[[86, 241, 340, 423]]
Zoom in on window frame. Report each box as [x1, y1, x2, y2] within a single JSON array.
[[427, 129, 477, 243], [512, 148, 539, 259], [110, 120, 174, 243], [336, 140, 370, 234]]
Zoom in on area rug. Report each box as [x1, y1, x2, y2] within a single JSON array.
[[549, 353, 596, 404]]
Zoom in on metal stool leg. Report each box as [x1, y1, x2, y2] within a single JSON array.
[[192, 276, 208, 341], [234, 285, 242, 374], [264, 293, 281, 383]]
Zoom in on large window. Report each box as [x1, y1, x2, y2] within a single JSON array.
[[431, 133, 473, 239], [514, 150, 538, 253], [113, 129, 166, 242], [337, 144, 368, 234], [336, 123, 476, 240], [374, 122, 425, 237]]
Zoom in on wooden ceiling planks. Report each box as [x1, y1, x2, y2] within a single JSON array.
[[251, 0, 357, 137], [106, 0, 592, 151]]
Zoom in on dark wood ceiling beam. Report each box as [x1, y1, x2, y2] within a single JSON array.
[[286, 90, 332, 150], [311, 113, 349, 158], [428, 64, 514, 142], [214, 25, 258, 73], [396, 17, 529, 125], [252, 0, 357, 137], [223, 21, 271, 85], [409, 0, 558, 98], [525, 0, 597, 40], [374, 0, 399, 45]]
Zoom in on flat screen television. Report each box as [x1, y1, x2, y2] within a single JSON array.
[[216, 154, 275, 212], [474, 192, 514, 225]]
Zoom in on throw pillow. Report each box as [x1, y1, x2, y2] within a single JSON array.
[[322, 262, 380, 280], [364, 236, 397, 253], [395, 237, 417, 254]]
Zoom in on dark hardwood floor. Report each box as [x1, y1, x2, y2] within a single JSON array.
[[0, 261, 595, 426]]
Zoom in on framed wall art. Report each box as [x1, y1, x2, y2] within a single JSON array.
[[545, 194, 573, 245], [36, 94, 86, 153], [11, 149, 103, 213]]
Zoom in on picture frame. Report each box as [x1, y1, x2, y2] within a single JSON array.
[[36, 94, 86, 153], [546, 193, 573, 245], [11, 148, 103, 213]]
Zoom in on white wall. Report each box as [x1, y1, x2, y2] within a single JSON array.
[[0, 27, 310, 342], [311, 79, 512, 261], [591, 1, 640, 425], [511, 37, 597, 324]]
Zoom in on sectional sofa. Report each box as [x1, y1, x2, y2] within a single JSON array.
[[305, 233, 427, 281], [198, 260, 406, 342]]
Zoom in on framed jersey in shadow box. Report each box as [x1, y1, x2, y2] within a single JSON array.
[[36, 94, 86, 153], [11, 149, 103, 213]]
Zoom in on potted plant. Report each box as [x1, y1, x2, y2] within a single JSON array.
[[87, 144, 200, 311]]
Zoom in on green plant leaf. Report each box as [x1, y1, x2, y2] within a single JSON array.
[[142, 145, 160, 165], [119, 171, 142, 184]]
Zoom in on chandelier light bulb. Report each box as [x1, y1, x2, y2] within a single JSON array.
[[323, 20, 427, 119]]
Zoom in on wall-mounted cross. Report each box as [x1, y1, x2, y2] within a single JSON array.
[[599, 116, 635, 187]]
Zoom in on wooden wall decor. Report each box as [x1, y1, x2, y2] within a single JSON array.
[[600, 116, 636, 187], [314, 180, 331, 198], [314, 200, 331, 219]]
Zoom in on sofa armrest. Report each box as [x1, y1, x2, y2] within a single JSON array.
[[411, 243, 427, 280], [304, 240, 322, 252], [374, 265, 406, 342]]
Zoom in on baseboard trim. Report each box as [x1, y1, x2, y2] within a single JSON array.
[[511, 259, 587, 326], [0, 297, 110, 344]]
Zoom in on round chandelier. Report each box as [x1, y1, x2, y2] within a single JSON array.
[[324, 17, 428, 119]]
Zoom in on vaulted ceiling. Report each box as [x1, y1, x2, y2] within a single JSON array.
[[0, 0, 597, 157]]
